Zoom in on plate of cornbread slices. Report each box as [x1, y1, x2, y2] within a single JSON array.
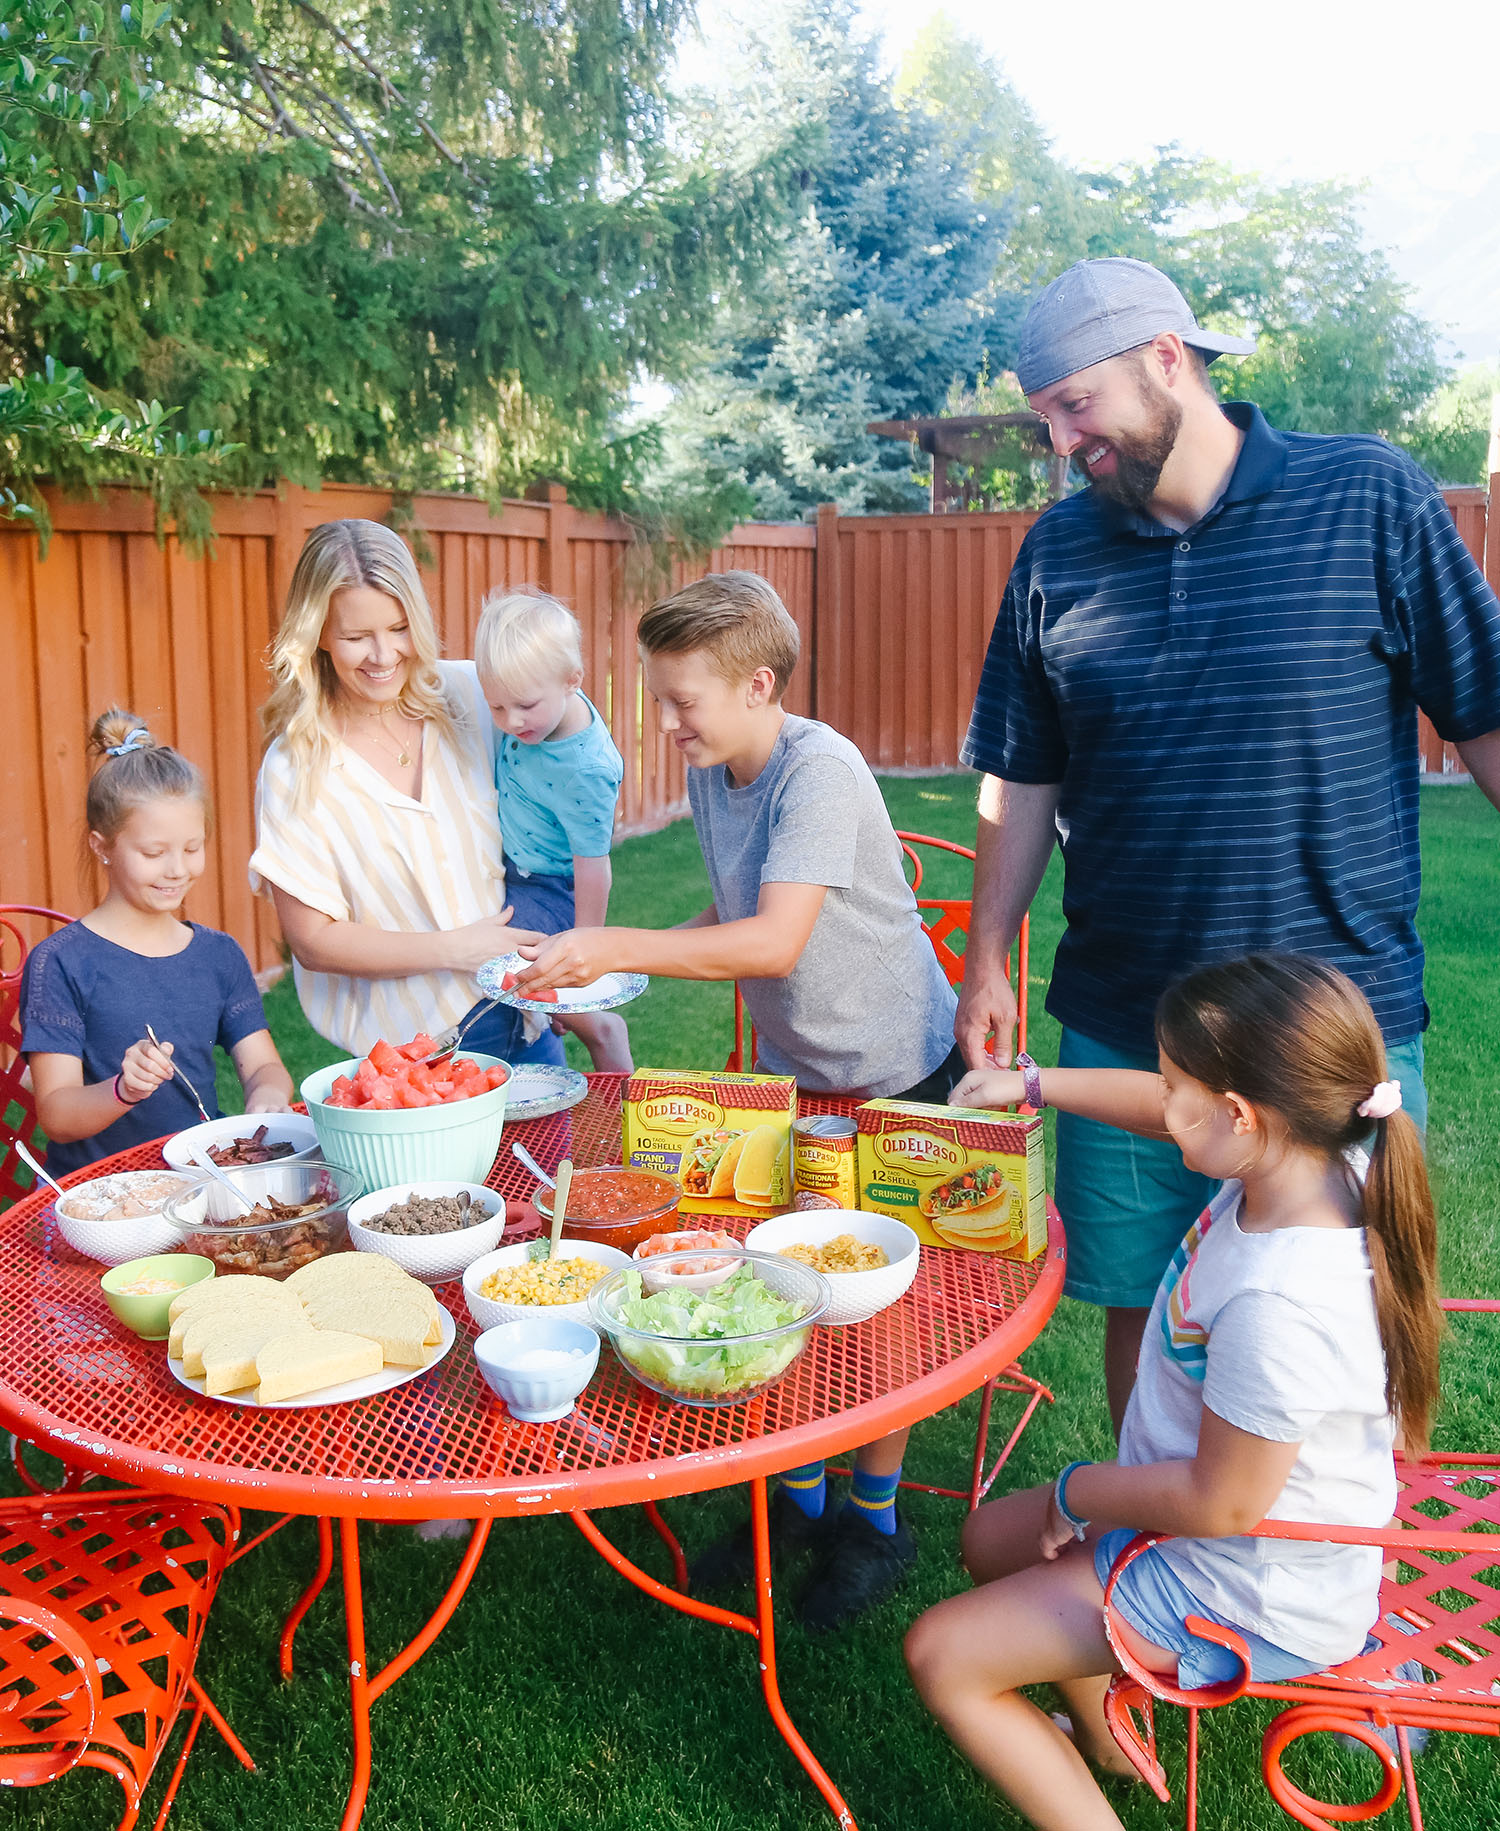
[[165, 1253, 455, 1407]]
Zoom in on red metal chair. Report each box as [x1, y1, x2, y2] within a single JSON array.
[[2, 903, 73, 1207], [728, 832, 1051, 1510], [1103, 1304, 1500, 1831], [0, 1488, 255, 1829]]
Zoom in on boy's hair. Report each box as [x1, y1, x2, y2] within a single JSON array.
[[474, 587, 583, 691], [637, 571, 800, 700], [1156, 952, 1442, 1453]]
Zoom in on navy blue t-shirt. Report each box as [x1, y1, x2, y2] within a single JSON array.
[[961, 403, 1500, 1054], [20, 921, 268, 1175]]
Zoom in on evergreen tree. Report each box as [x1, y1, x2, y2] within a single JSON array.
[[663, 0, 1013, 518]]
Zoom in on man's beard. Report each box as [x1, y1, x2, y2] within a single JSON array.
[[1074, 386, 1183, 513]]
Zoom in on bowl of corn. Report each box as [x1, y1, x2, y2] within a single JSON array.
[[462, 1238, 632, 1331]]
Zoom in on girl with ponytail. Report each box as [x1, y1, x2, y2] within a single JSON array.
[[906, 953, 1441, 1831], [20, 710, 293, 1173]]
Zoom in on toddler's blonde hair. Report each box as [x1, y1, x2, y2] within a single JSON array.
[[474, 588, 584, 693]]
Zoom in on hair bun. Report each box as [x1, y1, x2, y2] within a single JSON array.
[[88, 708, 157, 759]]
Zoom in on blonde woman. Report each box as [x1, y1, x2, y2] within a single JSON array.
[[250, 518, 565, 1070]]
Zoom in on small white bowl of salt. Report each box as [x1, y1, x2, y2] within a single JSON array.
[[472, 1317, 600, 1422]]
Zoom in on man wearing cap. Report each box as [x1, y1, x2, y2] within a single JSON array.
[[956, 257, 1500, 1429]]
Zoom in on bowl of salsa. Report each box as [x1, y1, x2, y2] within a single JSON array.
[[534, 1166, 681, 1255]]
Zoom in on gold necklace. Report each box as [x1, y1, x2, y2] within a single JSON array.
[[342, 705, 416, 770]]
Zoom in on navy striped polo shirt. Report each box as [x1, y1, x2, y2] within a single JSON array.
[[961, 402, 1500, 1054]]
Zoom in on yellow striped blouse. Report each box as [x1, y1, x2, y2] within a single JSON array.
[[249, 662, 506, 1055]]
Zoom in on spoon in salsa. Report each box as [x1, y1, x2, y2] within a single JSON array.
[[548, 1158, 573, 1261]]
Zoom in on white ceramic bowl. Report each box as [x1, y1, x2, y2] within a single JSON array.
[[53, 1169, 197, 1267], [743, 1211, 920, 1326], [631, 1229, 743, 1295], [462, 1238, 631, 1331], [347, 1182, 507, 1285], [473, 1317, 600, 1422], [162, 1113, 320, 1174]]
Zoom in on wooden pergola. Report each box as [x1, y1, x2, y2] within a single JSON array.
[[868, 412, 1069, 512]]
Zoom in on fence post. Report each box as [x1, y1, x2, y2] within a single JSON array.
[[527, 481, 574, 600], [270, 483, 306, 624], [814, 502, 840, 724]]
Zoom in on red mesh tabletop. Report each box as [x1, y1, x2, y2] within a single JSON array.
[[0, 1077, 1064, 1520]]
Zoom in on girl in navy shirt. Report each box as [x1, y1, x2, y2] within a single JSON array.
[[21, 709, 293, 1174]]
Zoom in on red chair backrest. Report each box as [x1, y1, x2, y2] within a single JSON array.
[[725, 836, 1029, 1071], [2, 906, 74, 1205]]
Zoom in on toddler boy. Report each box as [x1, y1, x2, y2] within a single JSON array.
[[516, 570, 960, 1627], [473, 588, 632, 1073]]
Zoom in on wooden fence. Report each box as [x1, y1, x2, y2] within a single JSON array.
[[3, 475, 1493, 973]]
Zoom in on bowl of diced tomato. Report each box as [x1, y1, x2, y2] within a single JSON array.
[[300, 1035, 512, 1191]]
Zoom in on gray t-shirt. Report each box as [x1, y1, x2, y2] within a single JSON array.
[[686, 715, 956, 1097]]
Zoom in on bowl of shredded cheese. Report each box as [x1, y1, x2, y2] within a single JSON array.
[[462, 1238, 632, 1331], [100, 1253, 215, 1340], [743, 1212, 920, 1326]]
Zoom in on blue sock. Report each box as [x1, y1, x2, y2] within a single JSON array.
[[844, 1463, 901, 1535], [778, 1461, 827, 1519]]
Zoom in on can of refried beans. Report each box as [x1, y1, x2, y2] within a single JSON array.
[[792, 1115, 857, 1210]]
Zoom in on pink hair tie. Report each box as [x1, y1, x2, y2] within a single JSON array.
[[1357, 1080, 1402, 1121]]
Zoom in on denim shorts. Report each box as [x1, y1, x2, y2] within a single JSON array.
[[501, 853, 577, 937], [1054, 1029, 1427, 1308], [1094, 1527, 1324, 1690]]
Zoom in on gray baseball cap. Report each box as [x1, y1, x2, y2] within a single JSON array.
[[1017, 258, 1257, 396]]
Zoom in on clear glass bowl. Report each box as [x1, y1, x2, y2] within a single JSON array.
[[164, 1160, 363, 1281], [587, 1247, 830, 1407], [535, 1166, 681, 1255]]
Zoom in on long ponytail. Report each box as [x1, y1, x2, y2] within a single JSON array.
[[1158, 953, 1444, 1452]]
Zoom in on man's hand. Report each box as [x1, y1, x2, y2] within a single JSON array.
[[516, 928, 614, 991], [955, 964, 1019, 1070]]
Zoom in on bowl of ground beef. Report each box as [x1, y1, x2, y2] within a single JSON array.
[[346, 1181, 508, 1285]]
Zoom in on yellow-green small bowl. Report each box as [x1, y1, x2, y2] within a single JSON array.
[[101, 1254, 215, 1341]]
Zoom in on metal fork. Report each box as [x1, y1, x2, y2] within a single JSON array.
[[143, 1023, 212, 1123]]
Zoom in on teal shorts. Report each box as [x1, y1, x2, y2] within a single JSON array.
[[1054, 1028, 1427, 1309]]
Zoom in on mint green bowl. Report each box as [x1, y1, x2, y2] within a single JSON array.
[[300, 1053, 512, 1190]]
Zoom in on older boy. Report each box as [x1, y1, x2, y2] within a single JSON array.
[[516, 570, 958, 1628]]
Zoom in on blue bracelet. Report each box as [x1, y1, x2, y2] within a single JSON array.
[[1054, 1459, 1093, 1537]]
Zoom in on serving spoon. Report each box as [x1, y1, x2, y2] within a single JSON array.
[[414, 997, 503, 1067], [144, 1024, 212, 1124], [187, 1146, 258, 1216], [511, 1140, 556, 1190], [13, 1138, 66, 1202]]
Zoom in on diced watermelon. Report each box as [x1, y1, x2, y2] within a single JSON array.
[[398, 1033, 436, 1061], [483, 1065, 508, 1089], [365, 1081, 399, 1110], [367, 1039, 403, 1076]]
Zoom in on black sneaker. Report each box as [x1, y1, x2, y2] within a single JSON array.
[[797, 1506, 917, 1633], [688, 1486, 835, 1591]]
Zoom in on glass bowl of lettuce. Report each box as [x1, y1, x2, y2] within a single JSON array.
[[587, 1248, 831, 1406]]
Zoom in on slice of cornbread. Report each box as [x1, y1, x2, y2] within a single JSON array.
[[256, 1329, 383, 1403], [173, 1284, 305, 1365], [197, 1316, 318, 1395], [298, 1290, 433, 1367]]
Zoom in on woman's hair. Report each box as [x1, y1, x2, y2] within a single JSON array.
[[260, 519, 453, 800], [474, 587, 584, 693], [1156, 952, 1442, 1452], [84, 709, 209, 849]]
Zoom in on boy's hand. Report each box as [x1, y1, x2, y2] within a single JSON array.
[[118, 1037, 175, 1104], [949, 1067, 1026, 1110], [516, 929, 613, 991]]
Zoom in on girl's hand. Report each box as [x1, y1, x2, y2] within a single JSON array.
[[950, 1067, 1026, 1110], [1039, 1484, 1078, 1562], [245, 1087, 294, 1114], [118, 1037, 175, 1104]]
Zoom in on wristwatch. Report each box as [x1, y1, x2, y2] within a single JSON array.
[[1016, 1050, 1044, 1111]]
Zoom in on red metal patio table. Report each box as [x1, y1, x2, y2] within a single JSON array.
[[0, 1075, 1065, 1830]]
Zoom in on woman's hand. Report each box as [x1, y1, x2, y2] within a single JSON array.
[[950, 1067, 1026, 1109], [438, 909, 536, 975], [118, 1037, 176, 1105]]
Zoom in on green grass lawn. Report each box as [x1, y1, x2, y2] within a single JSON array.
[[12, 779, 1500, 1831]]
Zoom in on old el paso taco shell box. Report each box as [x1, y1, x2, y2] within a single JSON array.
[[622, 1070, 795, 1218], [855, 1099, 1046, 1258]]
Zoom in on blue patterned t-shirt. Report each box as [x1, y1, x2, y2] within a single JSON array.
[[494, 693, 623, 878]]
